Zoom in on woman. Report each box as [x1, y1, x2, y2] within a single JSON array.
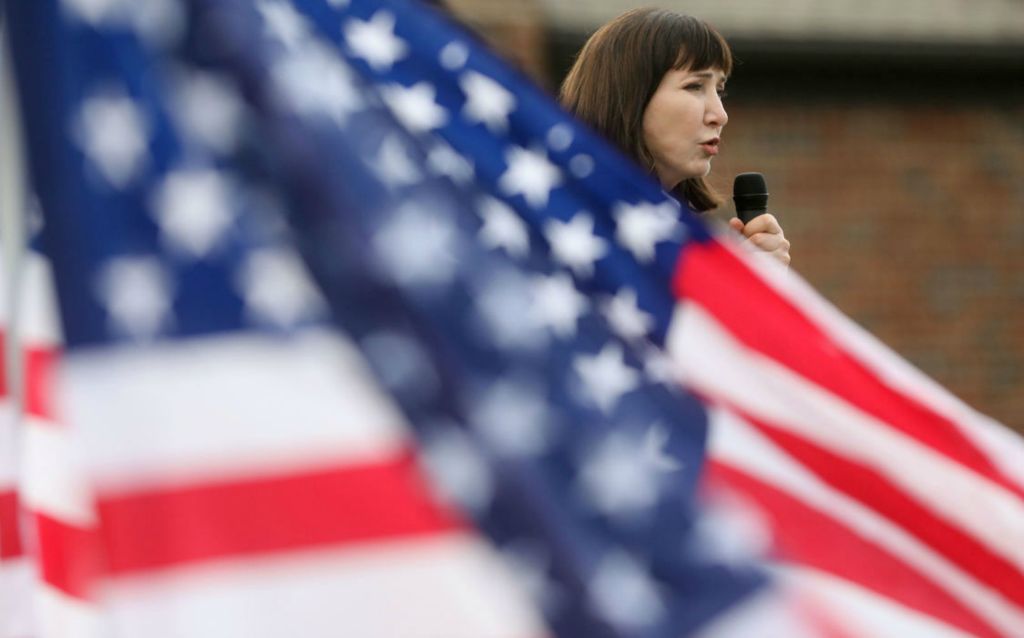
[[559, 7, 791, 265]]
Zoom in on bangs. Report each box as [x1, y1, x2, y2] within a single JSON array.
[[650, 12, 733, 76]]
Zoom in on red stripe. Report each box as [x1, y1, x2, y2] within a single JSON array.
[[705, 461, 1006, 638], [735, 407, 1024, 609], [98, 448, 465, 575], [0, 489, 25, 559], [24, 346, 60, 422], [34, 512, 104, 600], [674, 240, 1024, 501]]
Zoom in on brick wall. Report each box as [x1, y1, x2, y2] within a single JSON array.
[[707, 102, 1024, 429]]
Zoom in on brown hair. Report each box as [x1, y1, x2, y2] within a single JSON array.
[[559, 7, 733, 211]]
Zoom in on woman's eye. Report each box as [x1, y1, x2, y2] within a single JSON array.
[[685, 83, 703, 91], [717, 88, 729, 98]]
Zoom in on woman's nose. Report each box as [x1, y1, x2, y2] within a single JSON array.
[[706, 94, 728, 127]]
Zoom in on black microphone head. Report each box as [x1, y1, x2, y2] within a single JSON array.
[[732, 172, 769, 223]]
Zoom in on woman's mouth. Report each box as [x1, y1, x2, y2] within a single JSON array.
[[699, 138, 720, 156]]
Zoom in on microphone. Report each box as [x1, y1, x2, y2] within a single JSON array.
[[733, 172, 768, 224]]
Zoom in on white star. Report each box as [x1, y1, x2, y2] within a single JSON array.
[[369, 136, 422, 188], [498, 145, 561, 209], [273, 42, 362, 126], [642, 423, 683, 471], [439, 41, 469, 70], [421, 428, 494, 513], [546, 123, 573, 151], [460, 70, 515, 132], [500, 542, 564, 615], [236, 247, 326, 327], [373, 203, 459, 286], [614, 201, 681, 262], [380, 82, 448, 133], [360, 330, 440, 401], [602, 287, 653, 342], [569, 153, 594, 178], [589, 552, 665, 630], [470, 378, 552, 457], [477, 196, 529, 258], [531, 272, 587, 338], [61, 0, 183, 47], [172, 71, 244, 152], [344, 11, 408, 71], [130, 0, 185, 48], [74, 88, 149, 189], [96, 256, 172, 340], [256, 0, 308, 48], [640, 343, 682, 385], [573, 343, 639, 414], [151, 168, 234, 258], [61, 0, 124, 25], [427, 141, 474, 184], [544, 212, 607, 277], [579, 430, 667, 518], [473, 269, 548, 351]]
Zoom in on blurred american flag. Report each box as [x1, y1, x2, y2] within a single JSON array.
[[1, 0, 1022, 637]]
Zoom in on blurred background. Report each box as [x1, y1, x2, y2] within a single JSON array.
[[442, 0, 1024, 431]]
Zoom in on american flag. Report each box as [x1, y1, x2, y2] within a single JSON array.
[[2, 0, 1022, 637]]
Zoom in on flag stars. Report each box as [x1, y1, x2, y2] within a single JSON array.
[[421, 429, 494, 513], [74, 89, 149, 189], [579, 429, 667, 518], [614, 201, 681, 262], [256, 0, 309, 48], [602, 287, 654, 342], [531, 272, 587, 338], [96, 256, 173, 340], [237, 247, 326, 327], [439, 41, 469, 70], [573, 343, 639, 414], [344, 11, 408, 71], [273, 43, 362, 126], [589, 552, 666, 630], [544, 212, 607, 277], [381, 82, 448, 133], [470, 379, 553, 457], [498, 145, 561, 209], [546, 124, 573, 151], [373, 204, 459, 286], [427, 142, 474, 184], [173, 71, 244, 153], [152, 168, 234, 258], [460, 70, 516, 132], [477, 196, 530, 258], [369, 136, 422, 188], [62, 0, 122, 24]]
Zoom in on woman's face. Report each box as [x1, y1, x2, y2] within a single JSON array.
[[641, 66, 728, 190]]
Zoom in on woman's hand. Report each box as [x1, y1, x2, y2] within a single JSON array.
[[728, 214, 791, 267]]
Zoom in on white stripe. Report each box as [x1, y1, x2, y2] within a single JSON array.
[[21, 415, 97, 526], [0, 403, 17, 485], [706, 407, 1024, 635], [0, 558, 37, 638], [34, 582, 105, 638], [722, 236, 1024, 491], [668, 303, 1024, 574], [17, 250, 62, 348], [62, 329, 413, 492], [775, 565, 979, 638], [101, 532, 546, 638]]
